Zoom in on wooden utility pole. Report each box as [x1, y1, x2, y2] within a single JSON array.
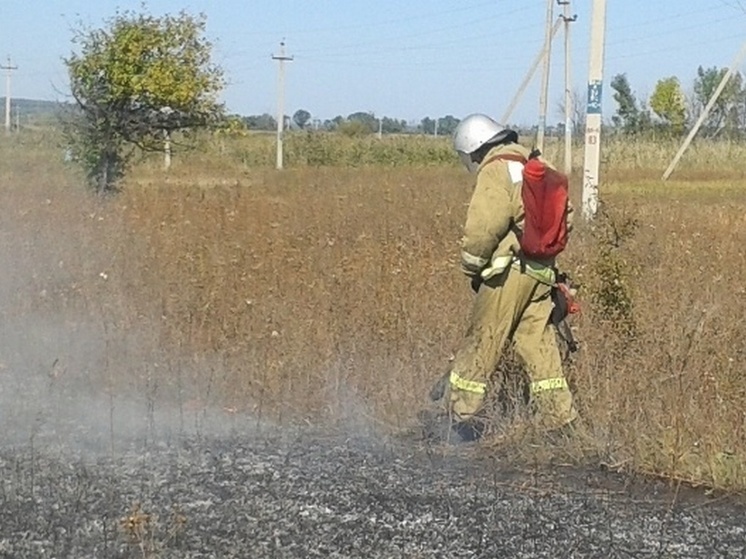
[[662, 40, 746, 180], [559, 1, 577, 174], [501, 18, 561, 124], [1, 57, 18, 134], [272, 41, 293, 170], [164, 131, 172, 170], [536, 0, 555, 151], [581, 0, 607, 220]]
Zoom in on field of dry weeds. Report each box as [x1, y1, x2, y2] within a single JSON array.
[[2, 130, 746, 493]]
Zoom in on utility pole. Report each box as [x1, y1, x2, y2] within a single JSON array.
[[434, 118, 439, 137], [272, 41, 293, 170], [663, 40, 746, 180], [559, 1, 577, 174], [1, 57, 18, 135], [501, 18, 561, 124], [536, 0, 555, 152], [581, 0, 607, 220]]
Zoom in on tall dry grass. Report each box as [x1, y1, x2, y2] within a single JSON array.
[[183, 129, 746, 181], [2, 129, 746, 488]]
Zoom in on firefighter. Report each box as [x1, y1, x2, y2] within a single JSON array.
[[441, 113, 578, 441]]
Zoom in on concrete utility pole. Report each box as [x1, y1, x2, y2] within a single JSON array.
[[501, 18, 561, 125], [559, 1, 577, 174], [662, 40, 746, 180], [536, 0, 555, 152], [272, 41, 293, 170], [581, 0, 607, 220], [1, 57, 18, 134]]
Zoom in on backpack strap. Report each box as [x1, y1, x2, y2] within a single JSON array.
[[481, 153, 528, 187], [481, 153, 527, 168]]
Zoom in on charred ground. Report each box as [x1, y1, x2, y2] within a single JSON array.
[[2, 427, 746, 559]]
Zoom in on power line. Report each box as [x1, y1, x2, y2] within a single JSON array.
[[612, 3, 740, 30], [717, 0, 746, 13], [292, 3, 543, 56], [287, 6, 740, 67], [237, 0, 532, 38], [606, 14, 737, 47], [606, 30, 745, 61], [262, 7, 736, 75], [293, 24, 544, 60], [226, 5, 548, 71]]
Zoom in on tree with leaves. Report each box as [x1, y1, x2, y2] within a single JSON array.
[[380, 116, 407, 134], [64, 9, 224, 194], [346, 112, 378, 133], [610, 73, 651, 135], [692, 66, 744, 138], [436, 115, 461, 137], [293, 109, 312, 129], [420, 116, 436, 135], [244, 113, 276, 131], [649, 76, 688, 136]]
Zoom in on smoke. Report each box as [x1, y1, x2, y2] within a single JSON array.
[[0, 228, 269, 456], [0, 310, 387, 458], [0, 191, 392, 462]]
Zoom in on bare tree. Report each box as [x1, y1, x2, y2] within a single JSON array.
[[555, 86, 586, 137]]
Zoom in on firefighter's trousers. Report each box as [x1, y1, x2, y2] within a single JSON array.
[[448, 266, 577, 428]]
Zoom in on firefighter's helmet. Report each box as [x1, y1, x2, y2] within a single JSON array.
[[453, 114, 517, 172]]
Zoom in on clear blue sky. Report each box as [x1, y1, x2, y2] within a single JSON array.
[[3, 1, 745, 126]]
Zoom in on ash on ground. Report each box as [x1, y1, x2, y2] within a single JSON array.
[[1, 415, 745, 559]]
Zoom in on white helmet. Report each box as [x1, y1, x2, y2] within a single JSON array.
[[453, 114, 516, 172]]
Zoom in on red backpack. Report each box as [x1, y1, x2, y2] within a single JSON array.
[[488, 151, 569, 260]]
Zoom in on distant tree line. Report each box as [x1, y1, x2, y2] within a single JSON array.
[[241, 110, 461, 137], [237, 65, 743, 141]]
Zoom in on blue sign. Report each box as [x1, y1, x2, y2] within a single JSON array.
[[587, 80, 603, 115]]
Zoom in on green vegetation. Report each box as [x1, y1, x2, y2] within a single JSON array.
[[649, 76, 687, 136], [63, 8, 225, 193], [610, 65, 746, 139]]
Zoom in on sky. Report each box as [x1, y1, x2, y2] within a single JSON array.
[[2, 0, 746, 126]]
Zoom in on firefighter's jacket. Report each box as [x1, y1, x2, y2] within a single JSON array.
[[459, 143, 573, 283]]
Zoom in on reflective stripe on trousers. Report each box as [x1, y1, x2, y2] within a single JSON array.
[[449, 371, 487, 394], [530, 377, 568, 394]]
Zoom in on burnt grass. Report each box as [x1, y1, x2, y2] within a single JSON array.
[[1, 425, 745, 559]]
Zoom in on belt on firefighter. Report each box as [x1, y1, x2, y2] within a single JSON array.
[[477, 255, 556, 285], [512, 257, 556, 285], [449, 371, 487, 394]]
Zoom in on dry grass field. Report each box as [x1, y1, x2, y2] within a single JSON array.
[[2, 129, 746, 490]]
